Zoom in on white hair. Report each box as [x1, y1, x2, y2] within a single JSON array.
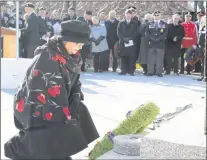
[[144, 13, 153, 21], [109, 10, 116, 17], [172, 14, 180, 19]]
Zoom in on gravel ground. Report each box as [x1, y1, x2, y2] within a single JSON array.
[[98, 137, 206, 159]]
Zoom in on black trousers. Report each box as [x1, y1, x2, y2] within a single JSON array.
[[181, 48, 191, 73], [80, 45, 90, 71], [110, 48, 118, 71], [93, 50, 109, 71], [166, 53, 179, 73], [25, 45, 38, 58], [121, 56, 134, 74]]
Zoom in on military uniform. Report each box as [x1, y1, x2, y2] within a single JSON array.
[[146, 17, 168, 76], [180, 13, 198, 74]]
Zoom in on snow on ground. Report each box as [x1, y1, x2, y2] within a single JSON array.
[[1, 71, 206, 159]]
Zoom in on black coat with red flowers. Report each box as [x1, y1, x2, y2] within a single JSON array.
[[4, 37, 99, 159]]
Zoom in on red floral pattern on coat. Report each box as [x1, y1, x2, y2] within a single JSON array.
[[37, 93, 46, 104], [16, 98, 24, 113], [48, 85, 61, 97], [33, 69, 39, 76], [51, 53, 66, 64], [35, 111, 40, 116], [63, 107, 71, 120], [45, 112, 53, 120]]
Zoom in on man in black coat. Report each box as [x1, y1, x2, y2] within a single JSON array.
[[165, 13, 185, 75], [21, 3, 41, 58], [146, 11, 168, 77], [63, 7, 77, 21], [117, 9, 138, 76], [38, 7, 48, 45], [105, 10, 119, 72]]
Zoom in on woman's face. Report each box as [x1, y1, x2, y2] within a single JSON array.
[[65, 42, 84, 55], [92, 17, 99, 25]]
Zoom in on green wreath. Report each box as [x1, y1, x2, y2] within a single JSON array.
[[88, 102, 160, 159]]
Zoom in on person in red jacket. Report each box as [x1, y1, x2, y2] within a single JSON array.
[[180, 12, 198, 74]]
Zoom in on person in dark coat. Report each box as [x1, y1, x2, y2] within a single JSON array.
[[105, 10, 119, 72], [77, 11, 93, 71], [137, 13, 153, 75], [20, 3, 41, 58], [129, 7, 142, 72], [165, 13, 185, 75], [4, 20, 99, 160], [117, 9, 138, 76], [38, 7, 48, 45], [146, 10, 168, 77], [63, 7, 77, 21]]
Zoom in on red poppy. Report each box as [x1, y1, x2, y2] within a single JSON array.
[[76, 51, 80, 55], [51, 56, 57, 61], [37, 93, 46, 104], [63, 107, 71, 120], [35, 111, 40, 116], [52, 85, 61, 95], [16, 98, 24, 113], [56, 54, 66, 64], [48, 88, 56, 97], [45, 112, 53, 120], [33, 69, 39, 76]]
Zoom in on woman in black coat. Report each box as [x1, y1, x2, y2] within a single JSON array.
[[4, 20, 99, 160]]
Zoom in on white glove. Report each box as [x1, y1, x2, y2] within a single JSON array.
[[17, 29, 21, 38], [173, 36, 177, 42]]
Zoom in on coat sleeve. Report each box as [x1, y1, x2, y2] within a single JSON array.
[[129, 22, 138, 40], [14, 50, 71, 129], [68, 75, 84, 118], [117, 22, 125, 40], [20, 15, 36, 35]]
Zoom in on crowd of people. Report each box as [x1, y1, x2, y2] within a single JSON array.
[[1, 3, 206, 80]]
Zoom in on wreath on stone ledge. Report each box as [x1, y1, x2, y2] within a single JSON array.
[[88, 102, 160, 159]]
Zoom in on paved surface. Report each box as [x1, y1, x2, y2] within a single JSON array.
[[1, 71, 206, 159]]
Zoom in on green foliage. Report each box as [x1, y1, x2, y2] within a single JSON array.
[[89, 102, 160, 160]]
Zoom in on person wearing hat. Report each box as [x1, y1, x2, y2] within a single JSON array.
[[4, 20, 99, 160], [195, 11, 205, 30], [165, 13, 185, 75], [63, 7, 77, 21], [77, 11, 93, 71], [20, 3, 41, 58], [145, 10, 168, 77], [180, 12, 198, 74], [117, 9, 138, 76]]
